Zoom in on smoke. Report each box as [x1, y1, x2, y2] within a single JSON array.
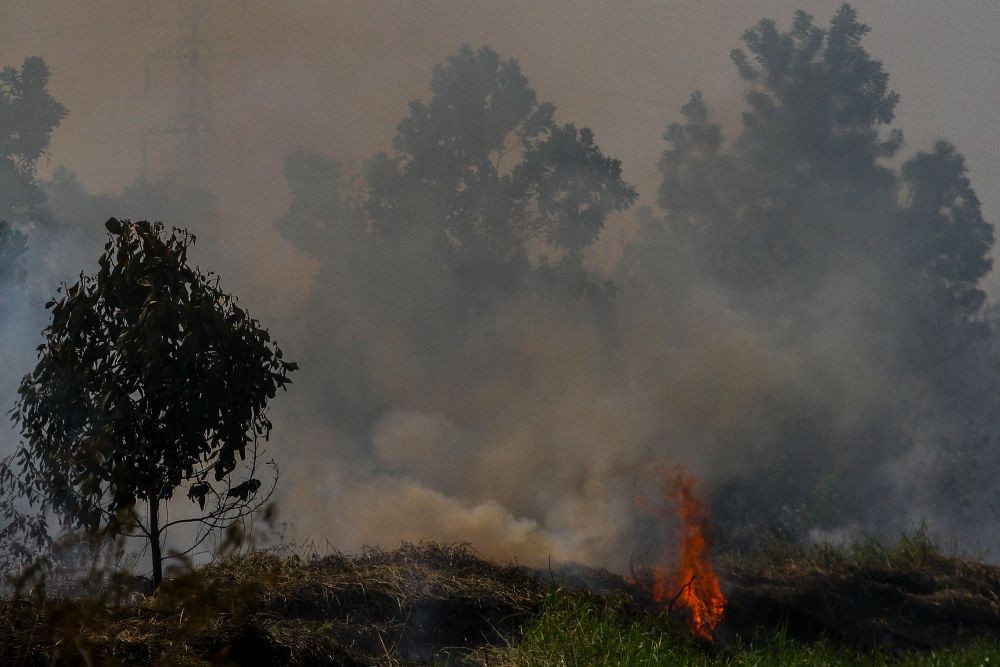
[[2, 2, 1000, 574], [263, 5, 1000, 567]]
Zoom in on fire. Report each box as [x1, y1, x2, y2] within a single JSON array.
[[629, 467, 725, 641]]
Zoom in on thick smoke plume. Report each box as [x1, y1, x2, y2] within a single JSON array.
[[2, 3, 1000, 574]]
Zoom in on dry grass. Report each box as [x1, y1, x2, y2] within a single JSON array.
[[0, 542, 545, 665], [3, 535, 1000, 665], [720, 532, 1000, 650]]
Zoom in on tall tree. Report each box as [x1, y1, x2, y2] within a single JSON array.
[[623, 4, 995, 539], [632, 5, 992, 322], [365, 45, 636, 311], [0, 57, 66, 229], [4, 219, 296, 588], [0, 57, 65, 301], [0, 222, 27, 305], [276, 45, 637, 393]]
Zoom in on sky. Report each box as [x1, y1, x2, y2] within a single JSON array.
[[1, 1, 998, 294]]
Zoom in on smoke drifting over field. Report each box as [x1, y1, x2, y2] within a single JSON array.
[[2, 1, 1000, 573]]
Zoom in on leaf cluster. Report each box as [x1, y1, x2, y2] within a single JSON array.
[[366, 44, 637, 276], [0, 56, 66, 226], [636, 4, 992, 324], [7, 218, 296, 541]]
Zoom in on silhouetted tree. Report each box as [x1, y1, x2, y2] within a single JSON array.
[[0, 221, 27, 308], [629, 4, 992, 332], [275, 45, 637, 402], [0, 57, 65, 305], [365, 44, 636, 311], [43, 167, 216, 279], [275, 149, 386, 434], [0, 57, 66, 229], [3, 219, 296, 588], [623, 4, 995, 539]]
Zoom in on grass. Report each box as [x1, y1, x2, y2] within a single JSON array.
[[492, 589, 1000, 666], [2, 534, 1000, 665], [0, 542, 545, 665]]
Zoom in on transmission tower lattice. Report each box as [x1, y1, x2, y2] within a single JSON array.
[[142, 1, 216, 184]]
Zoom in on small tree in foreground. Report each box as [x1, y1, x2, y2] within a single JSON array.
[[3, 218, 296, 589]]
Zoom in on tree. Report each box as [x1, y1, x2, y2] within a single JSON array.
[[273, 46, 637, 420], [621, 4, 995, 539], [43, 166, 216, 281], [628, 4, 993, 331], [0, 57, 67, 229], [4, 219, 296, 588], [0, 221, 27, 311], [0, 57, 65, 309], [364, 44, 636, 314], [275, 149, 387, 433]]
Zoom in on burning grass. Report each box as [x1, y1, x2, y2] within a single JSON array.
[[629, 467, 726, 640], [1, 535, 1000, 665]]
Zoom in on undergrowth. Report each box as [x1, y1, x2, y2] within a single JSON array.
[[492, 588, 1000, 666], [1, 534, 999, 665]]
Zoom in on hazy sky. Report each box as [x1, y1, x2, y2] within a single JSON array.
[[3, 1, 1000, 566], [2, 0, 999, 290]]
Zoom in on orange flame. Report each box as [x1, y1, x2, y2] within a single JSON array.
[[629, 467, 725, 641]]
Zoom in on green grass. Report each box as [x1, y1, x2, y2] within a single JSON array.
[[4, 536, 999, 665], [492, 588, 1000, 666]]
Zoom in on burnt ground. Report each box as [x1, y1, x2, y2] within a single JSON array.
[[1, 539, 999, 664]]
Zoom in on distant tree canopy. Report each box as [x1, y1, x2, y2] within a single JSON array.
[[46, 168, 215, 233], [43, 167, 216, 279], [5, 219, 296, 588], [0, 57, 66, 229], [622, 3, 997, 538], [277, 44, 636, 369], [279, 45, 636, 300], [629, 5, 992, 326], [0, 57, 65, 301], [0, 222, 27, 293], [366, 44, 636, 286]]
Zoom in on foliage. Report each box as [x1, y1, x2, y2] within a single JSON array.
[[3, 218, 295, 587], [45, 167, 215, 236], [0, 57, 66, 229], [631, 4, 992, 317], [0, 221, 27, 313], [273, 47, 636, 430], [367, 44, 636, 275], [489, 588, 1000, 666], [0, 56, 65, 310], [0, 539, 998, 664], [622, 2, 996, 539], [282, 44, 636, 342], [42, 167, 217, 283]]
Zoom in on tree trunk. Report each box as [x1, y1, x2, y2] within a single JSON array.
[[148, 495, 162, 590]]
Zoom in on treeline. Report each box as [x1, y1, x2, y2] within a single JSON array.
[[0, 4, 997, 558]]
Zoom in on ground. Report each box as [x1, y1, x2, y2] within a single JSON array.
[[1, 536, 999, 665]]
